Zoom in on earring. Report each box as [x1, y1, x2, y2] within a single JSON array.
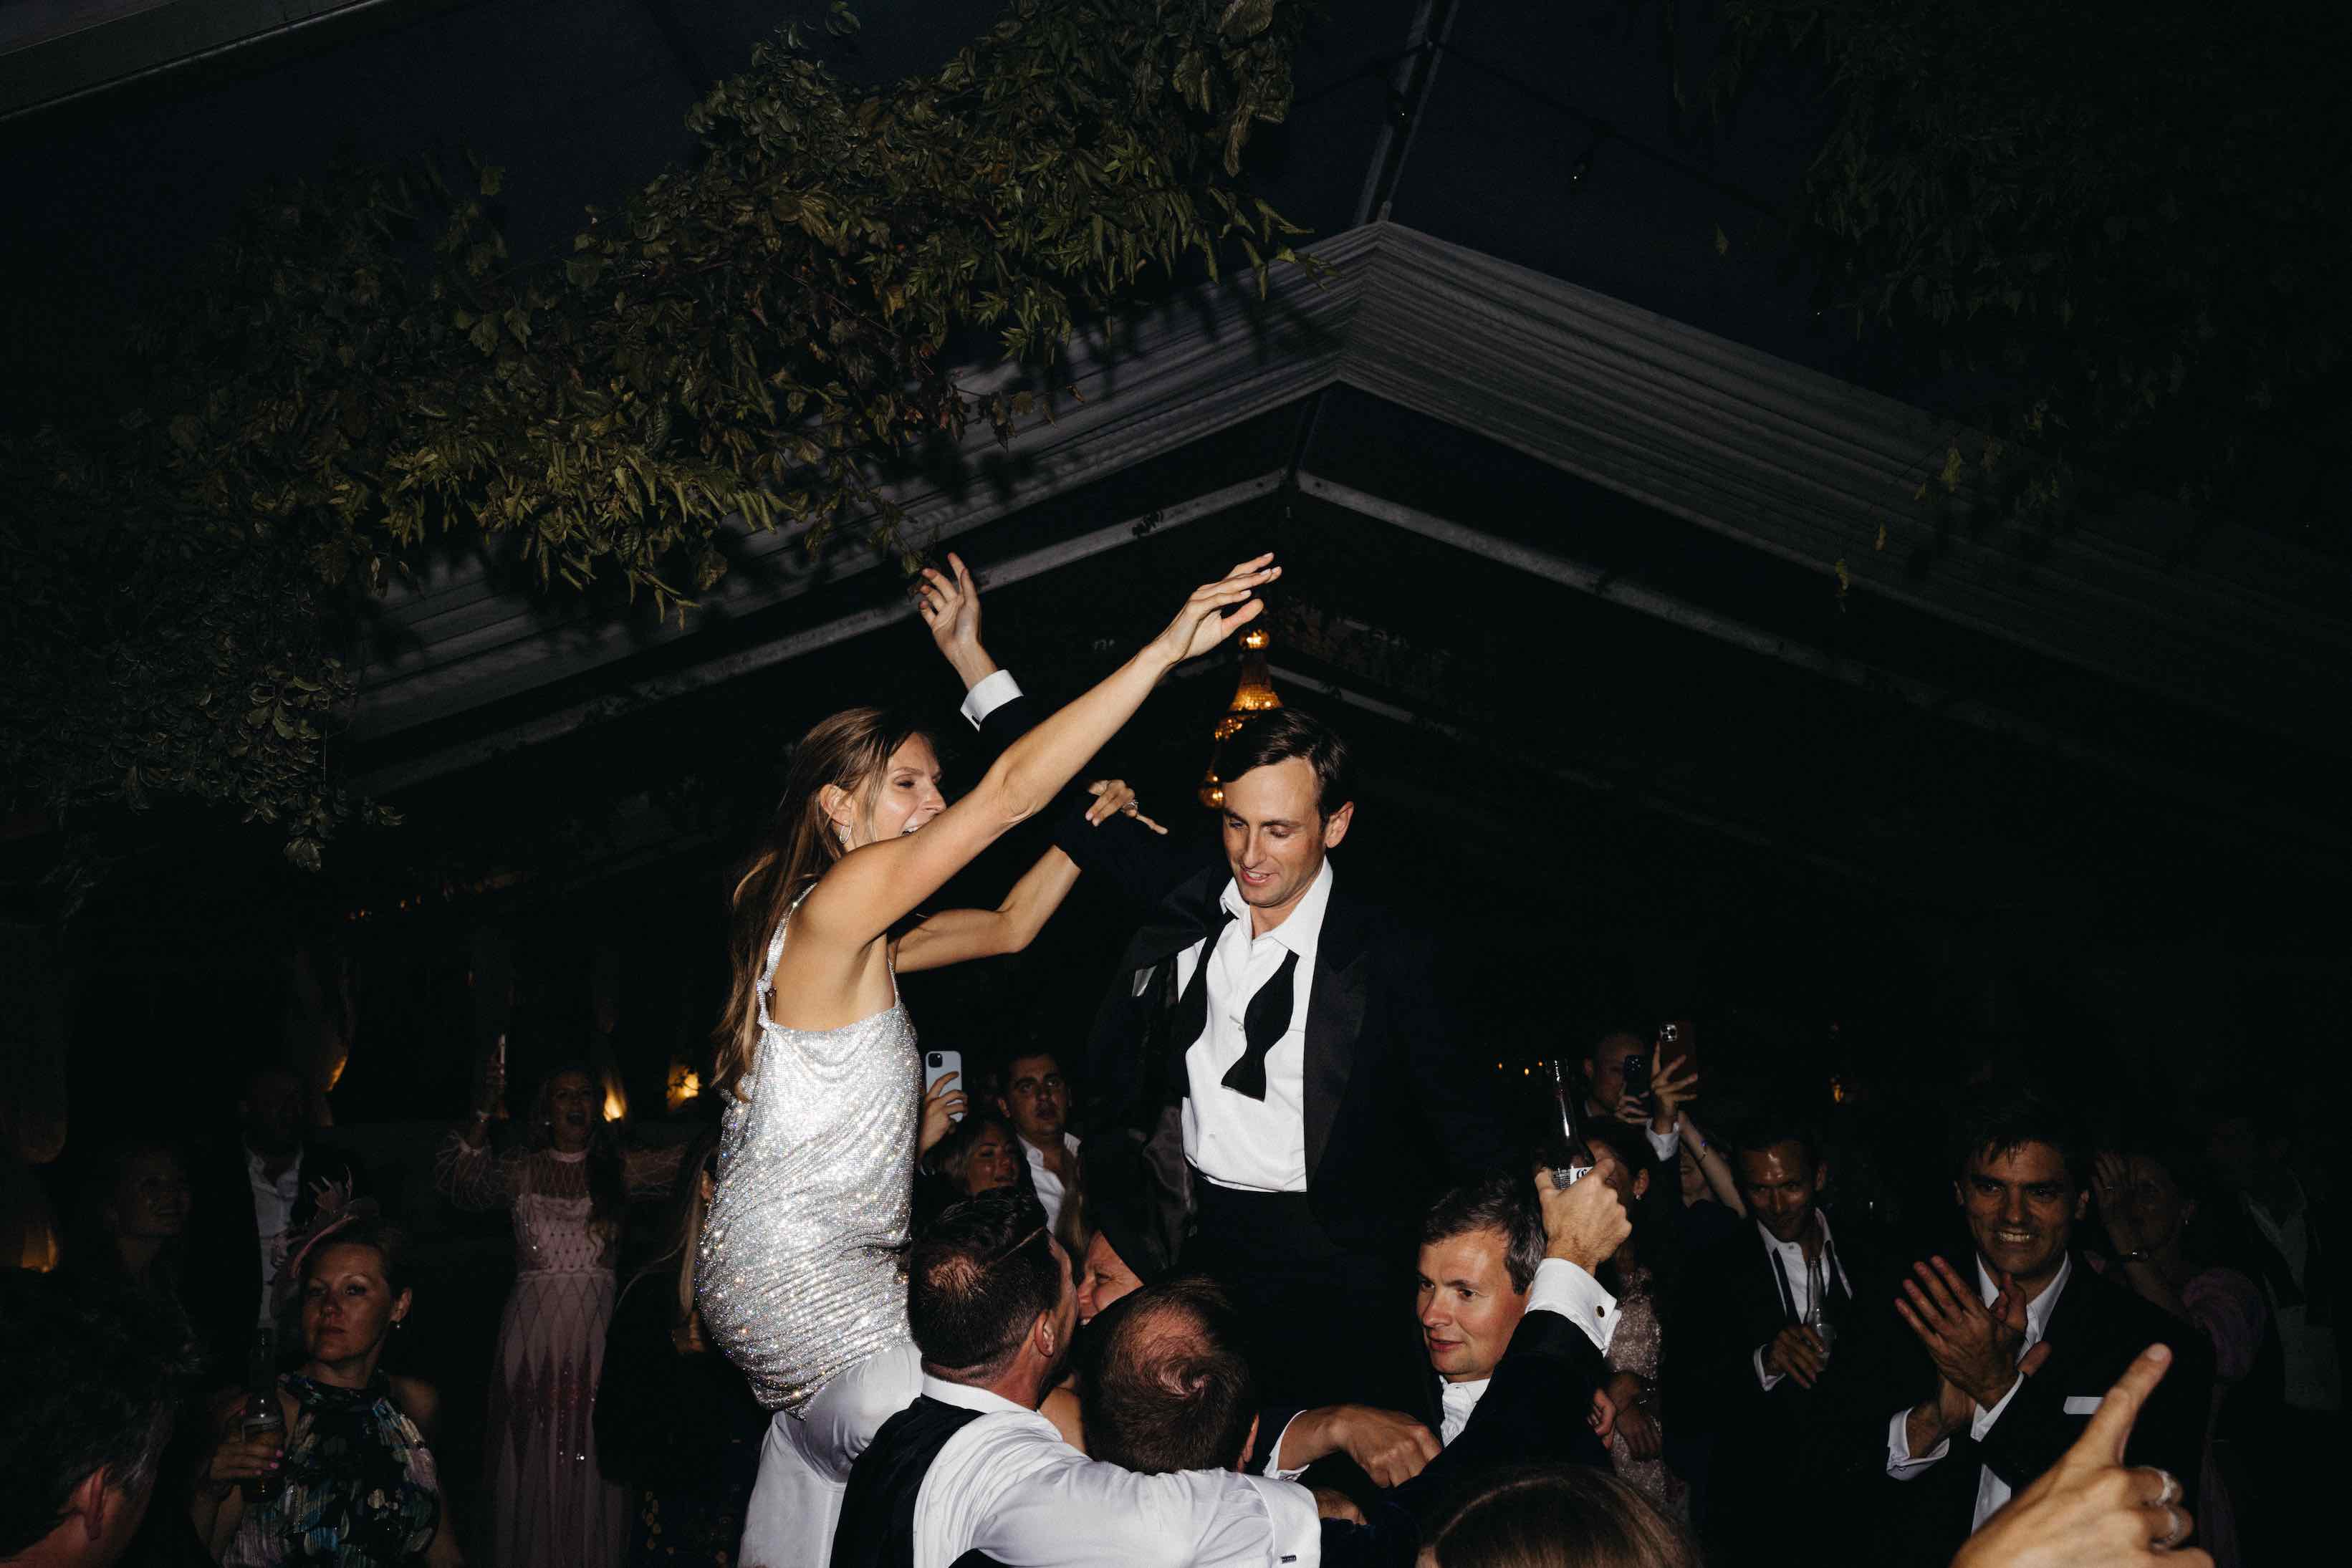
[[836, 822, 853, 850]]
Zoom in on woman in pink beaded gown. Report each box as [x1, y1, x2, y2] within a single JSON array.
[[438, 1062, 683, 1568]]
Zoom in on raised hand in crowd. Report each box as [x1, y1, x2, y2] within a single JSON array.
[[918, 1070, 966, 1158], [1949, 1344, 2209, 1568], [1643, 1050, 1699, 1135], [1539, 1146, 1636, 1271], [915, 551, 998, 689], [1899, 1255, 2031, 1414], [2090, 1151, 2156, 1259]]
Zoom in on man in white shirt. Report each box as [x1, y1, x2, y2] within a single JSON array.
[[995, 1049, 1081, 1235], [1813, 1087, 2208, 1568], [1249, 1155, 1635, 1519], [830, 1191, 1332, 1568]]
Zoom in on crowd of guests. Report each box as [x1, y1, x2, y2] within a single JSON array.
[[5, 551, 2340, 1568]]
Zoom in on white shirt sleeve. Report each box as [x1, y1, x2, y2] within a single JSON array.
[[931, 1414, 1319, 1568], [1644, 1123, 1680, 1162], [1886, 1409, 1949, 1476], [1969, 1375, 2025, 1441], [1754, 1345, 1785, 1392], [1262, 1411, 1311, 1482], [960, 668, 1024, 729], [1525, 1258, 1620, 1356]]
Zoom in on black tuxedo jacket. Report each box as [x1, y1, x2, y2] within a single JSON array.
[[183, 1138, 366, 1373], [1666, 1218, 1876, 1559], [1257, 1289, 1611, 1528], [1810, 1249, 2214, 1568], [976, 692, 1497, 1251]]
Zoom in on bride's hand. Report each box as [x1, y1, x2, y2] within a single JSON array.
[[1146, 554, 1279, 668]]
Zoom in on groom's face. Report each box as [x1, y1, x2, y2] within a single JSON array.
[[1219, 757, 1352, 923]]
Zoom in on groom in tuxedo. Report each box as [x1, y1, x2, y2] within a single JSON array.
[[924, 554, 1499, 1411]]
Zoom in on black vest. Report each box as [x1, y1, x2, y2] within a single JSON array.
[[830, 1395, 1007, 1568]]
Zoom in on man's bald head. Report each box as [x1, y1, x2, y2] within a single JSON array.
[[1077, 1276, 1257, 1474]]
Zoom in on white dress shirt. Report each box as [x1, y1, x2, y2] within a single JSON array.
[[1172, 862, 1333, 1193], [2242, 1182, 2342, 1412], [1752, 1213, 1853, 1390], [911, 1374, 1319, 1568], [1885, 1254, 2074, 1534], [1023, 1131, 1082, 1234], [248, 1146, 304, 1323], [1270, 1259, 1621, 1472]]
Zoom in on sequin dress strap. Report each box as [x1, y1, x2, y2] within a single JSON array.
[[754, 888, 815, 1014]]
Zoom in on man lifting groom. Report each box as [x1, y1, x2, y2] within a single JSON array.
[[921, 552, 1502, 1415]]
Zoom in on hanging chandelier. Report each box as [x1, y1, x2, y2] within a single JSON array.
[[1198, 627, 1283, 808]]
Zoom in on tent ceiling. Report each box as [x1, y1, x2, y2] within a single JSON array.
[[351, 222, 2352, 802]]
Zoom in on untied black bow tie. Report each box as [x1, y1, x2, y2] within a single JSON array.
[[1167, 901, 1301, 1102]]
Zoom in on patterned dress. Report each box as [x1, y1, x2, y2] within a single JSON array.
[[437, 1137, 682, 1568], [1607, 1262, 1692, 1525], [223, 1372, 438, 1566]]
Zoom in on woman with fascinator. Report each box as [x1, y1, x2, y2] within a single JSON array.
[[436, 1061, 685, 1568], [193, 1193, 458, 1566]]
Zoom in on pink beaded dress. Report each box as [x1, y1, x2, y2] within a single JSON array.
[[438, 1137, 681, 1568]]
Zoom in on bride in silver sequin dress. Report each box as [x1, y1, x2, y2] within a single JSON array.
[[697, 553, 1280, 1567]]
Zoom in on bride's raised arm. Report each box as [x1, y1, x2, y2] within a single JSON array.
[[791, 554, 1276, 961]]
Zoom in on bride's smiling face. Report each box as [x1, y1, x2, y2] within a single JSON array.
[[838, 736, 946, 847]]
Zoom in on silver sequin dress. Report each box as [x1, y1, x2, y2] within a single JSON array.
[[697, 909, 921, 1414]]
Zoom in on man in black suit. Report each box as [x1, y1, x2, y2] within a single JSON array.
[[183, 1064, 366, 1375], [919, 557, 1497, 1411], [1257, 1160, 1632, 1509], [1668, 1113, 1873, 1565], [1812, 1087, 2212, 1568]]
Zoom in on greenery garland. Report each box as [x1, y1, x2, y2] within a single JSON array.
[[0, 0, 1310, 893]]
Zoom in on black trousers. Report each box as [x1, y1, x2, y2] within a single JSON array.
[[1183, 1179, 1429, 1418]]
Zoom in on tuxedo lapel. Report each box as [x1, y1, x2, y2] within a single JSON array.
[[1301, 897, 1372, 1183]]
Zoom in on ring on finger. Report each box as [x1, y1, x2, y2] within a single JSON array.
[[2141, 1467, 2183, 1510], [2151, 1503, 2189, 1552]]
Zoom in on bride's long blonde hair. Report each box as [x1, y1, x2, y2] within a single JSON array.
[[711, 707, 929, 1099]]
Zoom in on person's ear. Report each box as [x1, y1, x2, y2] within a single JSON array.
[[818, 783, 855, 830], [2073, 1189, 2091, 1222], [1633, 1168, 1651, 1201], [1237, 1411, 1260, 1473], [391, 1286, 415, 1327], [1033, 1308, 1060, 1362], [1815, 1162, 1831, 1192], [1320, 801, 1355, 850], [1952, 1179, 1964, 1211], [69, 1464, 118, 1543], [2181, 1198, 2199, 1229]]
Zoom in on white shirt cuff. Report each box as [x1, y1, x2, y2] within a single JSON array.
[[1755, 1345, 1785, 1392], [1264, 1412, 1310, 1482], [1970, 1375, 2024, 1440], [1527, 1257, 1619, 1356], [1644, 1124, 1680, 1162], [960, 668, 1022, 728], [1886, 1410, 1949, 1476], [1253, 1477, 1321, 1566]]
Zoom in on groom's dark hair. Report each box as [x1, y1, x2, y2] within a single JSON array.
[[1216, 709, 1353, 819], [908, 1191, 1060, 1379]]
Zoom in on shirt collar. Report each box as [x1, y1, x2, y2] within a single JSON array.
[[1020, 1132, 1080, 1165], [919, 1373, 1037, 1419], [1755, 1209, 1834, 1257], [247, 1146, 302, 1187], [1439, 1377, 1489, 1417], [1218, 858, 1335, 959], [1976, 1251, 2073, 1339]]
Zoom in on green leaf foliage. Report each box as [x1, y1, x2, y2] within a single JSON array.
[[1714, 0, 2351, 540], [0, 1, 1310, 883]]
